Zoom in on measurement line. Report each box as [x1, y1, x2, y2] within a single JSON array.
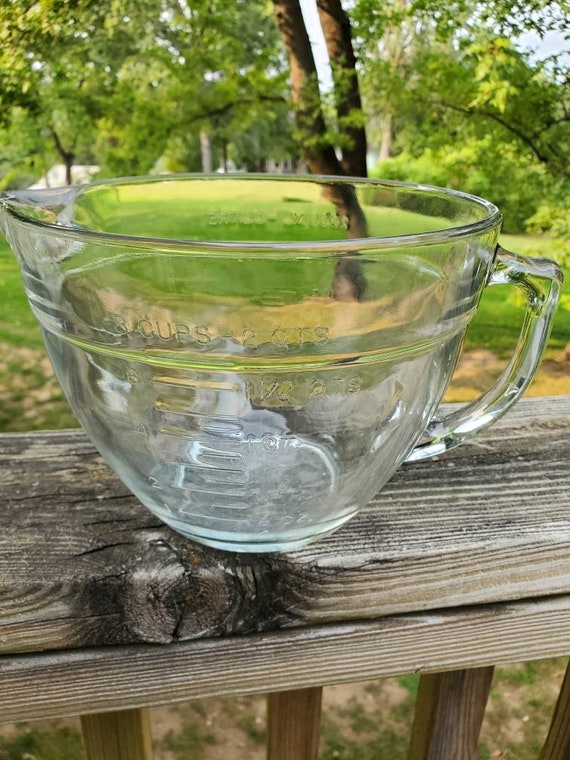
[[154, 403, 241, 422], [178, 511, 249, 523], [157, 426, 243, 443], [163, 457, 246, 475], [201, 450, 243, 462], [182, 484, 248, 496], [153, 375, 241, 391], [181, 501, 250, 511]]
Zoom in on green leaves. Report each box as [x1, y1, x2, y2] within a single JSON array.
[[355, 0, 569, 179], [0, 0, 291, 182]]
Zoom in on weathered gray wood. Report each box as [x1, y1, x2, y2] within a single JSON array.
[[0, 396, 568, 654], [267, 687, 322, 760], [408, 667, 494, 759], [1, 594, 570, 723], [540, 659, 570, 760]]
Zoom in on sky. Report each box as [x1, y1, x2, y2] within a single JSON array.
[[520, 29, 569, 59], [298, 0, 334, 92]]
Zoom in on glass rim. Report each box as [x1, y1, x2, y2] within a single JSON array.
[[2, 173, 503, 254]]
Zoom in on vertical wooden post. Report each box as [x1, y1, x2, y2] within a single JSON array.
[[267, 686, 322, 760], [408, 666, 494, 760], [540, 659, 570, 760], [80, 708, 153, 760]]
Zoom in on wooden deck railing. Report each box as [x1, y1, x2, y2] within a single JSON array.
[[1, 395, 569, 759]]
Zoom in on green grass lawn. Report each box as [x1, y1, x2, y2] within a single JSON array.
[[70, 176, 449, 242], [466, 233, 570, 357], [0, 236, 46, 350]]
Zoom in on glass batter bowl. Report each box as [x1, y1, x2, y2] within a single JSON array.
[[1, 175, 562, 551]]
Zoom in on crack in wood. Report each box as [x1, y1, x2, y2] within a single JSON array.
[[74, 542, 136, 559]]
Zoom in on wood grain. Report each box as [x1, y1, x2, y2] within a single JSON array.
[[80, 709, 153, 760], [1, 594, 570, 723], [267, 688, 322, 760], [0, 396, 568, 655], [540, 659, 570, 760], [408, 667, 494, 759]]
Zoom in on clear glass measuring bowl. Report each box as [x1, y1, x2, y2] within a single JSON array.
[[1, 175, 562, 552]]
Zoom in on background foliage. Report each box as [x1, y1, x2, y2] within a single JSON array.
[[0, 0, 567, 250]]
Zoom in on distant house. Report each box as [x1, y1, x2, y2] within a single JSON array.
[[29, 165, 100, 189]]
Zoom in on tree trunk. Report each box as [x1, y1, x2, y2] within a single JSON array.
[[221, 140, 229, 173], [316, 0, 367, 177], [272, 0, 368, 300], [39, 148, 51, 187], [64, 156, 74, 186], [272, 0, 343, 177], [379, 112, 392, 162], [49, 126, 74, 185], [200, 130, 213, 173]]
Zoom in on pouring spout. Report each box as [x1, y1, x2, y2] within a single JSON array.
[[0, 185, 82, 232], [0, 191, 12, 237]]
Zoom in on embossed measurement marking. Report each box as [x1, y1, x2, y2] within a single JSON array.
[[242, 326, 329, 349], [152, 375, 242, 392], [155, 407, 245, 441], [102, 313, 330, 349], [158, 423, 302, 457], [161, 453, 248, 483], [244, 374, 362, 403], [102, 315, 212, 344], [177, 509, 249, 524]]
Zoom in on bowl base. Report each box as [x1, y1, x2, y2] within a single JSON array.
[[159, 511, 358, 553]]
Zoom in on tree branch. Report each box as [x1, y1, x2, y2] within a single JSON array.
[[437, 100, 555, 167], [48, 124, 74, 185], [183, 94, 287, 125]]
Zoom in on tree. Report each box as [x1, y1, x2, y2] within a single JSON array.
[[0, 0, 292, 183], [272, 0, 367, 177], [138, 0, 289, 171], [271, 0, 568, 182], [0, 108, 51, 190], [352, 0, 569, 179], [0, 1, 140, 183], [349, 0, 569, 240], [270, 0, 568, 248]]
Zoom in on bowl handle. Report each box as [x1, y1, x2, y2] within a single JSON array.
[[406, 245, 563, 462]]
